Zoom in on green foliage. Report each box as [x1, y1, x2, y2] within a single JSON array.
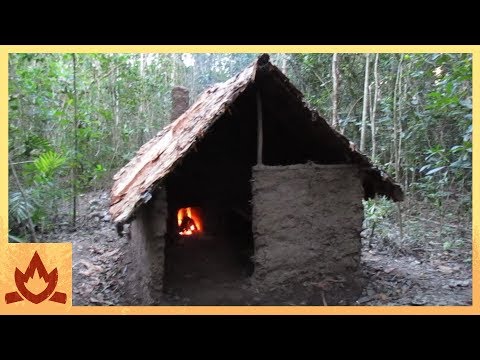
[[443, 240, 454, 251], [416, 133, 471, 211], [23, 134, 53, 156], [10, 149, 68, 235], [24, 150, 66, 184], [8, 52, 472, 242], [8, 233, 28, 243], [9, 191, 36, 226], [363, 197, 395, 236]]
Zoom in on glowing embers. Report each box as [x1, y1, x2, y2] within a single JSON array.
[[177, 207, 203, 236]]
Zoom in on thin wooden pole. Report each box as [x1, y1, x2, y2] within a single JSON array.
[[256, 90, 263, 165], [397, 202, 403, 241]]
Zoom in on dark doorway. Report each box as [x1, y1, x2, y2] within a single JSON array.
[[162, 91, 257, 303]]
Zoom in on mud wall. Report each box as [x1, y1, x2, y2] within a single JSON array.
[[251, 164, 364, 305], [127, 188, 167, 304]]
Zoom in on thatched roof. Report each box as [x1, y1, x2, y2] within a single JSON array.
[[110, 54, 403, 224]]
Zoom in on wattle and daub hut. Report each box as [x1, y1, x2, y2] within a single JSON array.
[[109, 54, 403, 305]]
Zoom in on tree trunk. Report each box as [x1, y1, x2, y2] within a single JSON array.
[[111, 64, 120, 165], [397, 75, 405, 184], [393, 54, 404, 183], [370, 53, 380, 162], [400, 79, 408, 189], [170, 53, 177, 86], [114, 67, 120, 139], [360, 54, 370, 153], [72, 53, 78, 229], [138, 54, 146, 146], [331, 53, 339, 130]]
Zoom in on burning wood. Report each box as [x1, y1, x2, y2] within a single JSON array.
[[177, 207, 202, 236]]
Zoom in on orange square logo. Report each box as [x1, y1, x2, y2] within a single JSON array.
[[0, 243, 72, 313]]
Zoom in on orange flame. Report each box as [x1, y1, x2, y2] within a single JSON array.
[[177, 207, 202, 236]]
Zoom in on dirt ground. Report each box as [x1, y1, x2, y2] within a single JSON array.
[[41, 191, 472, 306]]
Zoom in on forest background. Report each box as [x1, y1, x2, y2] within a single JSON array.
[[8, 53, 472, 252]]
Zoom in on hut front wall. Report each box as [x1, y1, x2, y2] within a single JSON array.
[[251, 164, 364, 305], [127, 188, 167, 305]]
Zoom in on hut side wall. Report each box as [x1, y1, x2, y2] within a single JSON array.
[[251, 164, 364, 305], [128, 188, 167, 304]]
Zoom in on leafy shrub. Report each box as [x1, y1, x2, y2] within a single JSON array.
[[363, 197, 395, 237], [8, 190, 36, 230]]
